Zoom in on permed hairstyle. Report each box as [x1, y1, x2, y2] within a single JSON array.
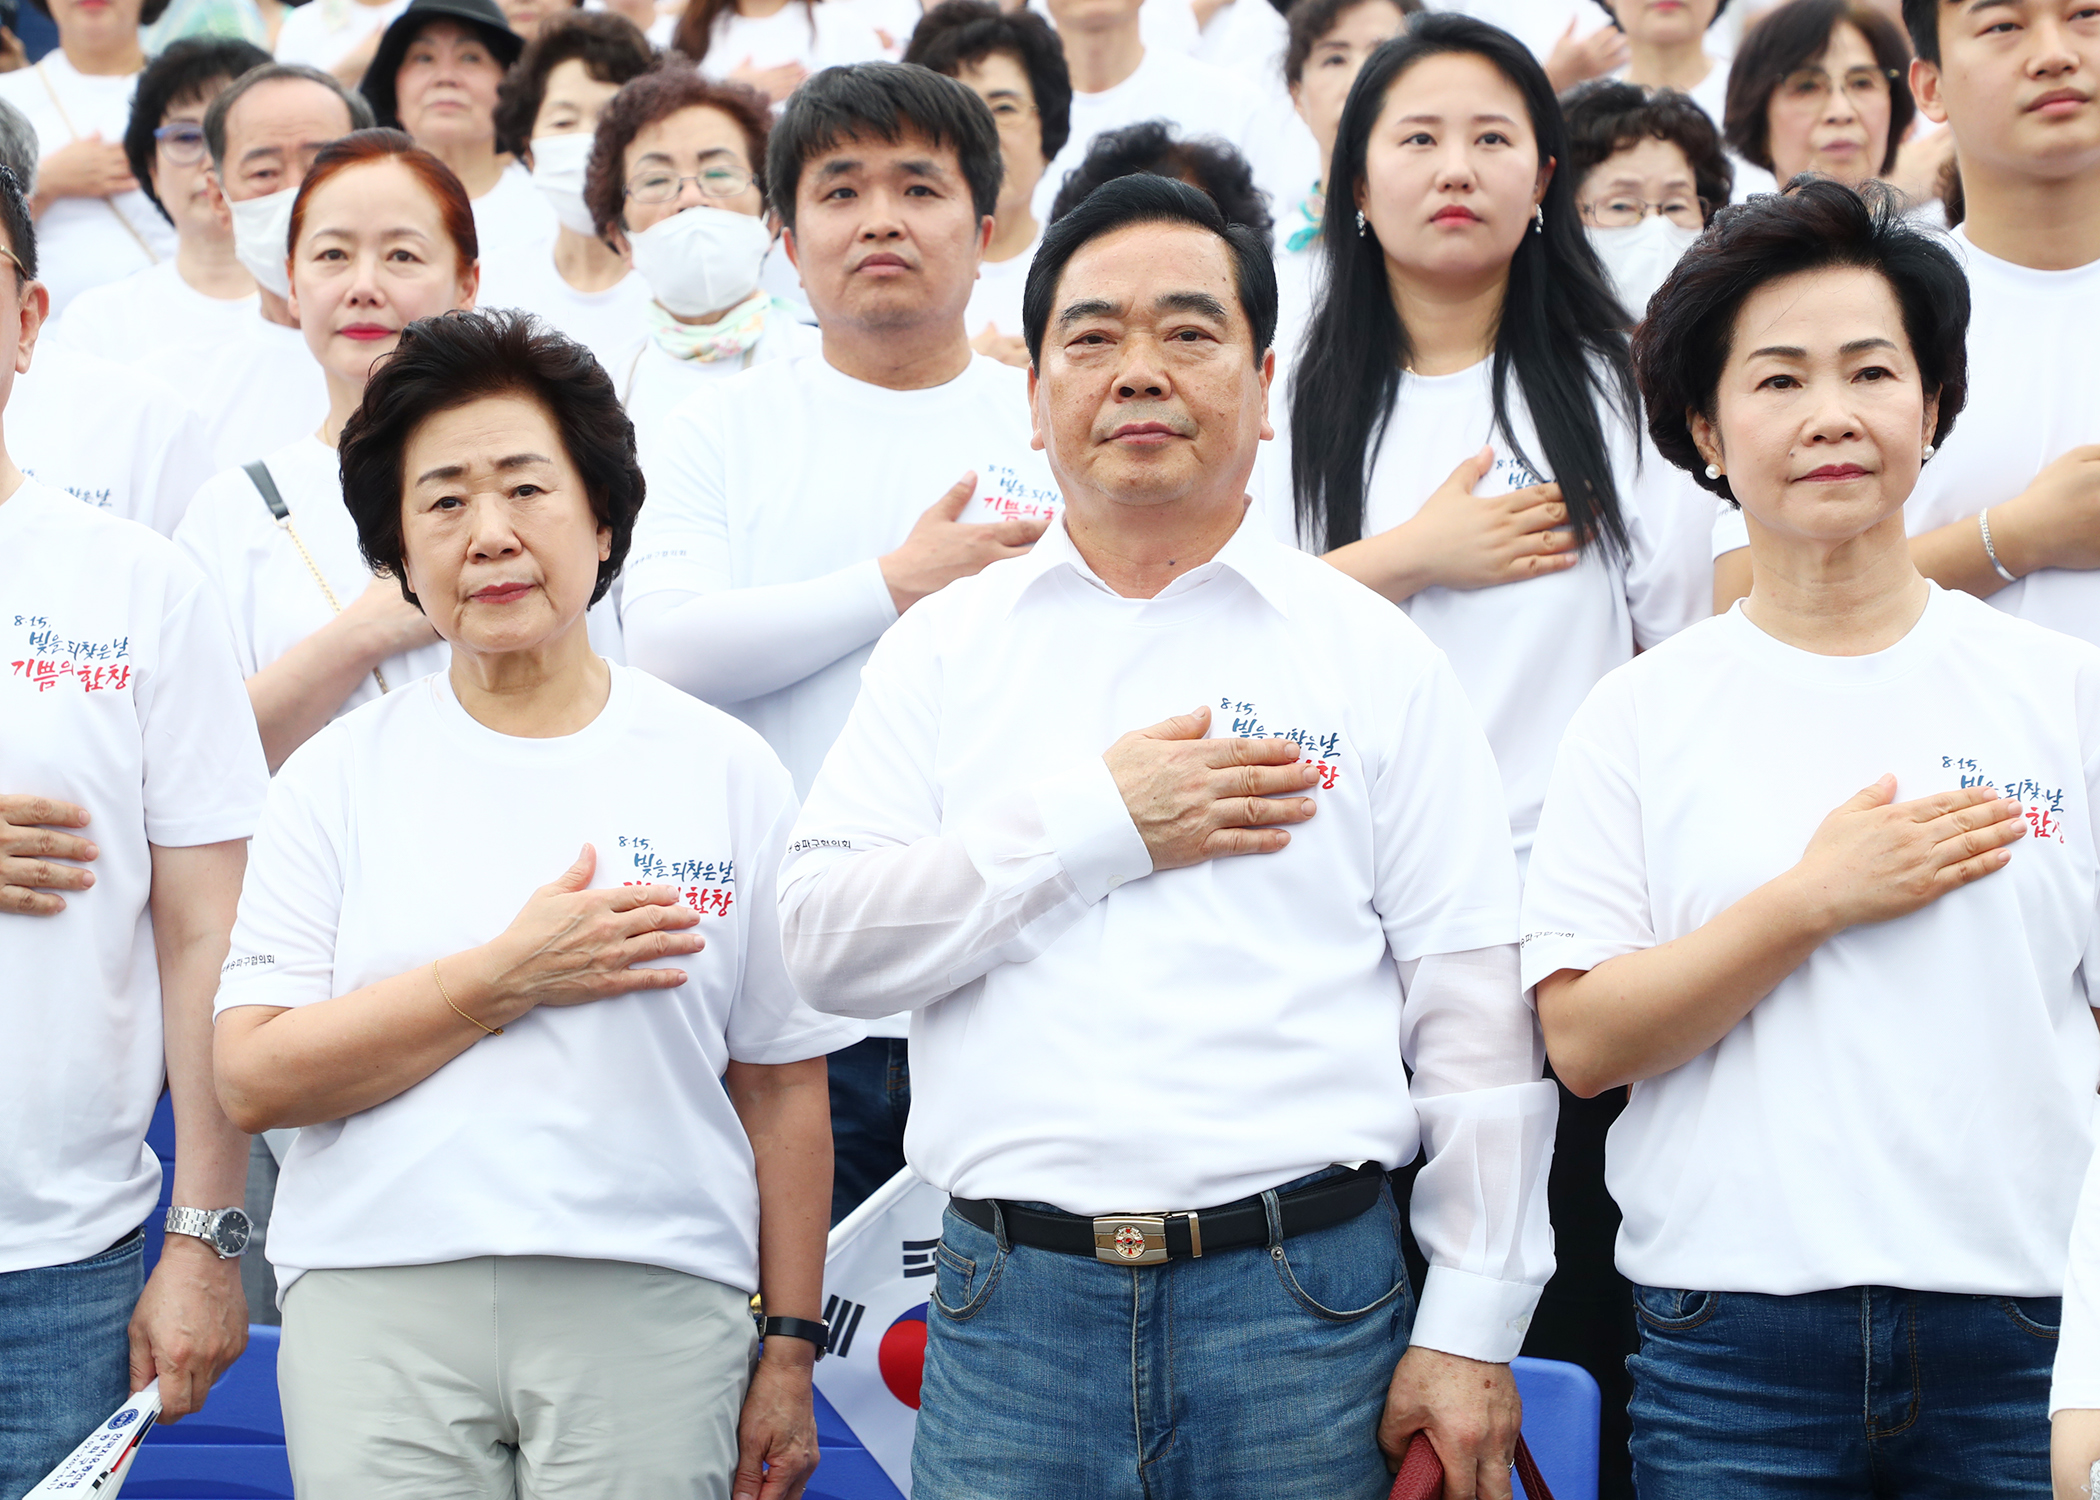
[[1047, 120, 1274, 237], [493, 11, 656, 158], [902, 0, 1073, 162], [1284, 0, 1421, 88], [1562, 79, 1733, 217], [340, 309, 643, 610], [0, 162, 34, 283], [583, 64, 773, 238], [1724, 0, 1914, 176], [1631, 178, 1968, 507], [288, 129, 479, 277], [767, 62, 1002, 233], [1022, 171, 1277, 368], [1291, 13, 1640, 557], [125, 38, 273, 223], [204, 62, 378, 177]]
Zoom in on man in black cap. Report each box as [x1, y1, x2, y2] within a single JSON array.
[[361, 0, 554, 282]]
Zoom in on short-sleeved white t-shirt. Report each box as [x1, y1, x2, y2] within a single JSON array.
[[0, 58, 179, 315], [272, 0, 410, 68], [470, 162, 560, 295], [963, 234, 1036, 342], [0, 479, 268, 1274], [13, 339, 218, 536], [140, 318, 328, 473], [215, 664, 861, 1298], [615, 305, 820, 445], [52, 262, 261, 369], [694, 1, 887, 81], [474, 248, 652, 379], [1522, 586, 2100, 1298], [1260, 358, 1714, 864], [2055, 1133, 2100, 1414]]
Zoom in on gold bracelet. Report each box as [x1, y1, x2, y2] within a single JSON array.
[[433, 958, 501, 1036]]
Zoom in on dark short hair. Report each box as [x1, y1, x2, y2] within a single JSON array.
[[0, 162, 34, 283], [204, 63, 378, 176], [1023, 171, 1276, 368], [1631, 178, 1967, 507], [1048, 119, 1274, 238], [1901, 0, 1942, 66], [1724, 0, 1914, 176], [340, 309, 642, 610], [125, 39, 273, 223], [1562, 79, 1733, 217], [767, 62, 1001, 233], [1282, 0, 1421, 87], [494, 11, 656, 160], [903, 1, 1072, 161], [584, 64, 773, 238]]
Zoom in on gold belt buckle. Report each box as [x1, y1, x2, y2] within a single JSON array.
[[1093, 1214, 1169, 1265]]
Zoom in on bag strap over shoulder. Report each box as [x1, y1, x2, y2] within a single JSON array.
[[244, 460, 290, 521]]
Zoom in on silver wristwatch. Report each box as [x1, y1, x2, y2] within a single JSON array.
[[163, 1206, 252, 1259]]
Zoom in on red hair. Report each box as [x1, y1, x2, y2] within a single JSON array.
[[287, 127, 479, 274]]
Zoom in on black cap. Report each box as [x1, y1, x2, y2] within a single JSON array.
[[360, 0, 525, 132]]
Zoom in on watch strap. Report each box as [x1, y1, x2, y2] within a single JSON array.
[[761, 1316, 830, 1357], [163, 1206, 246, 1258]]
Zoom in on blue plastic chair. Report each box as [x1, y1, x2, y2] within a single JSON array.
[[124, 1325, 293, 1499], [1512, 1355, 1603, 1500]]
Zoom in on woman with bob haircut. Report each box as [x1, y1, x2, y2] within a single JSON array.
[[175, 129, 487, 774], [1524, 178, 2100, 1496], [1723, 0, 1914, 197], [211, 307, 856, 1498]]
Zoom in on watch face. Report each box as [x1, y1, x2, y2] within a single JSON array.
[[210, 1209, 252, 1257]]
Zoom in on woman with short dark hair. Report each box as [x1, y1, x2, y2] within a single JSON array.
[[1562, 78, 1732, 316], [1527, 178, 2100, 1497], [1723, 0, 1914, 196], [212, 306, 855, 1499]]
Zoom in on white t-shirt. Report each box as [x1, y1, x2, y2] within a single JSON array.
[[2057, 1114, 2100, 1413], [139, 317, 328, 473], [52, 261, 261, 368], [174, 437, 453, 715], [13, 339, 218, 536], [0, 479, 268, 1274], [1521, 585, 2100, 1297], [963, 233, 1036, 341], [694, 1, 887, 81], [474, 248, 652, 379], [1259, 358, 1713, 863], [215, 664, 861, 1299], [1425, 0, 1589, 63], [0, 57, 179, 315], [273, 0, 410, 69], [471, 161, 559, 294], [615, 307, 820, 445], [1711, 229, 2100, 648]]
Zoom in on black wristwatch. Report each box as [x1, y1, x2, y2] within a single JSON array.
[[761, 1315, 831, 1359]]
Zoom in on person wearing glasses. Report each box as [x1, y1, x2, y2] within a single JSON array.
[[54, 39, 269, 365], [582, 62, 814, 436], [1563, 79, 1733, 319], [902, 1, 1072, 367], [1722, 0, 1914, 197]]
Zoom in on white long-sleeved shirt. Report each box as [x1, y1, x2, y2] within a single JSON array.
[[779, 509, 1556, 1363]]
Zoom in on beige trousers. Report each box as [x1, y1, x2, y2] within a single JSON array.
[[278, 1256, 757, 1500]]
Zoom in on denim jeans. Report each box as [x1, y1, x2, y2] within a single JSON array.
[[913, 1173, 1413, 1500], [1628, 1283, 2055, 1498], [0, 1228, 143, 1500], [828, 1036, 910, 1226]]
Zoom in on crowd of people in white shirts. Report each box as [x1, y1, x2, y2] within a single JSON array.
[[3, 0, 2100, 1495]]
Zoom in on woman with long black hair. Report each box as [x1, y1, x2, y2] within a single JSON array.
[[1270, 20, 1710, 1493]]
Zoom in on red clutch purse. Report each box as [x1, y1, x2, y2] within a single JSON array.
[[1389, 1431, 1556, 1500]]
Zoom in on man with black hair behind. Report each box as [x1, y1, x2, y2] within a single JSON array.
[[779, 171, 1555, 1500], [623, 62, 1059, 1228], [0, 158, 270, 1498], [1047, 118, 1274, 238]]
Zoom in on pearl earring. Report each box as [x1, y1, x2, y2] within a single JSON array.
[[1921, 444, 1935, 462], [1356, 209, 1368, 238], [1704, 463, 1721, 481], [1533, 204, 1545, 234]]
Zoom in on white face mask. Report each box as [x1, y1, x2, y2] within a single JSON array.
[[1586, 215, 1701, 319], [529, 132, 598, 239], [228, 183, 299, 300], [627, 205, 772, 320]]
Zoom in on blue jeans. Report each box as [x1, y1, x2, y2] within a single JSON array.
[[0, 1229, 143, 1500], [828, 1037, 909, 1226], [913, 1173, 1413, 1500], [1628, 1284, 2056, 1498]]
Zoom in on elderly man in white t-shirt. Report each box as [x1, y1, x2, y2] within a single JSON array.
[[779, 173, 1555, 1500], [0, 156, 271, 1495], [622, 62, 1062, 1227]]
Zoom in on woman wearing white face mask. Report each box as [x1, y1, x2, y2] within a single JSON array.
[[174, 129, 477, 773], [1564, 79, 1732, 319], [477, 10, 655, 372], [585, 64, 816, 437]]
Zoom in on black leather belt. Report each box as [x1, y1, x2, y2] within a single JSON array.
[[950, 1164, 1385, 1266]]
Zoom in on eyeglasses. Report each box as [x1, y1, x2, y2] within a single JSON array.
[[1778, 65, 1898, 107], [1579, 195, 1708, 229], [985, 98, 1038, 131], [624, 165, 755, 204], [0, 244, 25, 282], [154, 122, 209, 165]]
